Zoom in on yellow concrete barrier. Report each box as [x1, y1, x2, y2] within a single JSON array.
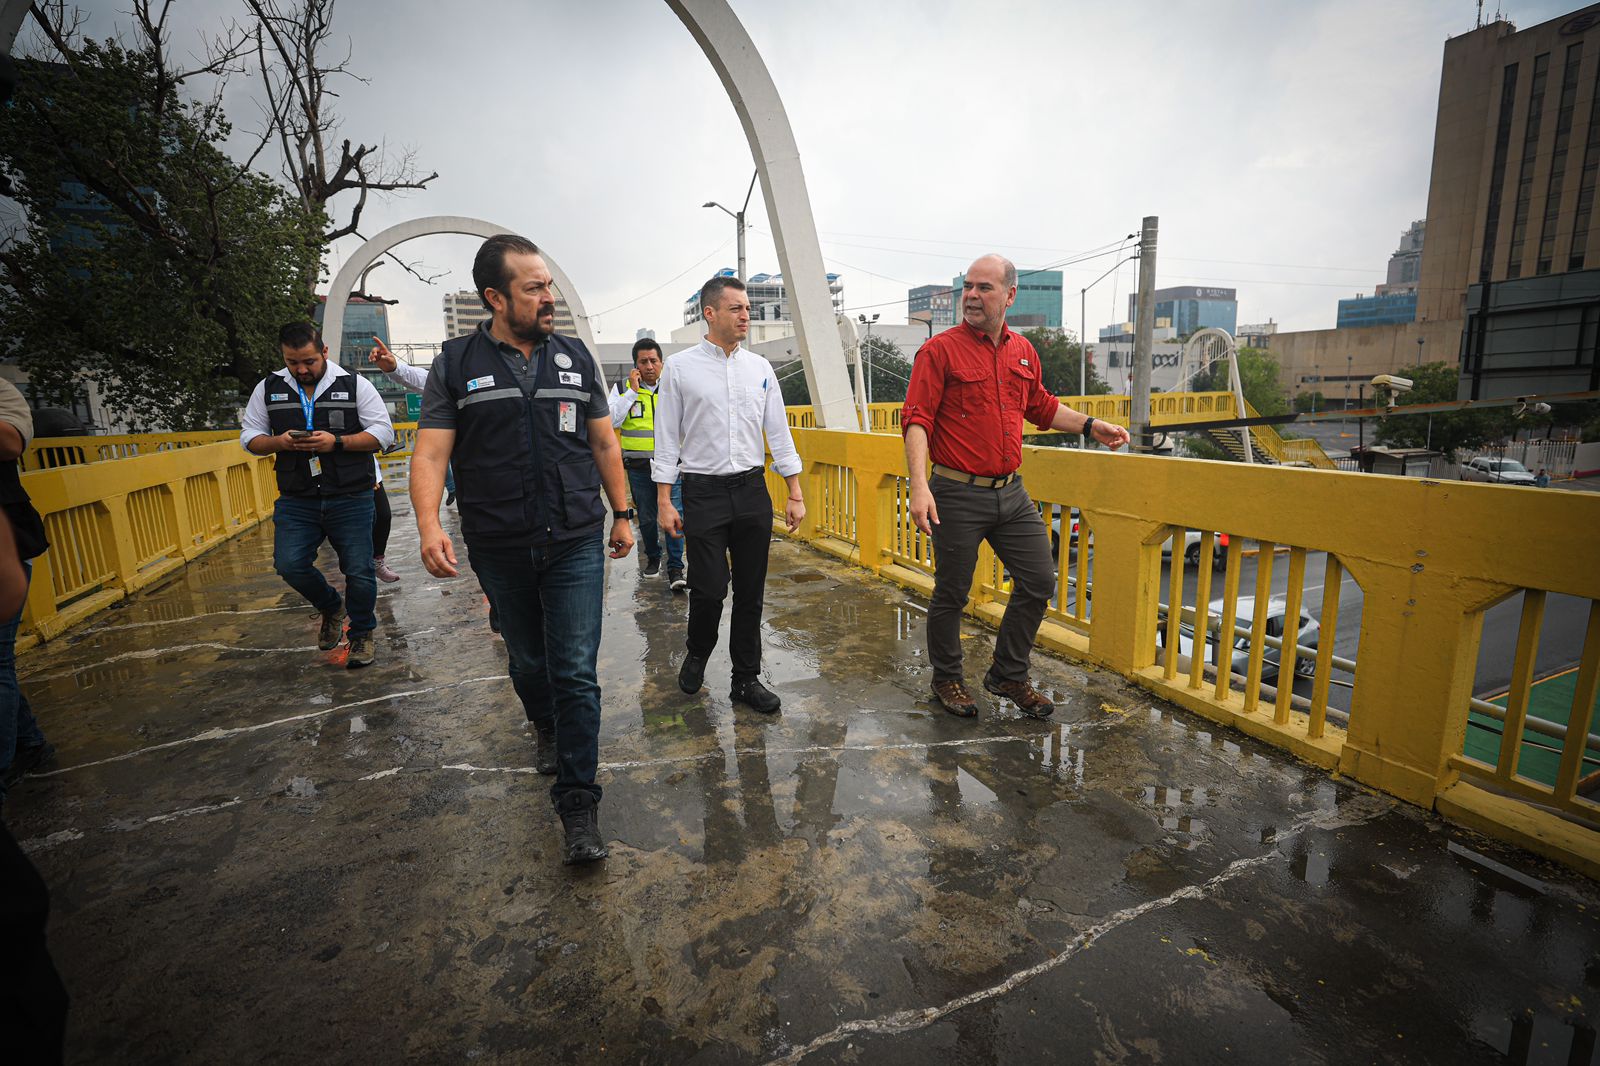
[[18, 441, 277, 648], [763, 427, 1600, 877]]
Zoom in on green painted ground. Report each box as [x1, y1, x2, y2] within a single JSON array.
[[1464, 667, 1599, 787]]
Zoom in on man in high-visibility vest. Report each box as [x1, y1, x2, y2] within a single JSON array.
[[611, 338, 685, 590]]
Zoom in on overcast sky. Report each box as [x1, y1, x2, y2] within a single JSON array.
[[51, 0, 1583, 351]]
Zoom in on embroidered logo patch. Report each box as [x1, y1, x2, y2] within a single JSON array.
[[554, 353, 573, 369], [269, 393, 289, 401], [558, 371, 582, 386], [466, 375, 496, 392]]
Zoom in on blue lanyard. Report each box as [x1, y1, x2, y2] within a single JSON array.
[[296, 382, 316, 430]]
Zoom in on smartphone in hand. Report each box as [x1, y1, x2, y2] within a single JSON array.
[[288, 429, 312, 439]]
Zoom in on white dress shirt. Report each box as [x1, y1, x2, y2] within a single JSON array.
[[651, 338, 802, 484], [239, 363, 396, 452], [382, 360, 430, 392]]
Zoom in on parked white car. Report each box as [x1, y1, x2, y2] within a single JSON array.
[[1162, 595, 1319, 681], [1460, 456, 1537, 486]]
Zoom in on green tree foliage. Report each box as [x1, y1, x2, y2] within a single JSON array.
[[1373, 362, 1518, 455], [1020, 327, 1111, 396], [774, 335, 913, 408], [1293, 390, 1326, 413], [1189, 345, 1289, 415], [0, 39, 323, 429]]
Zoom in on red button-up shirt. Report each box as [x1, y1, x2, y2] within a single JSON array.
[[901, 322, 1060, 477]]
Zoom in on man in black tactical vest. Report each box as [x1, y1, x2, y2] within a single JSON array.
[[242, 323, 396, 668], [411, 235, 634, 867]]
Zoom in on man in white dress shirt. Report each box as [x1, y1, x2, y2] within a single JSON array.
[[655, 276, 805, 714]]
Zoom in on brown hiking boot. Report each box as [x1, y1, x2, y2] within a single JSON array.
[[931, 679, 978, 718], [983, 671, 1055, 718]]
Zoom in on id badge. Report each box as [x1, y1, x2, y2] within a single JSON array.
[[309, 455, 322, 478], [558, 401, 578, 433]]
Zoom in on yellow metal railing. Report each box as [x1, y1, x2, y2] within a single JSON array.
[[22, 432, 238, 472], [759, 428, 1600, 877], [18, 441, 277, 646]]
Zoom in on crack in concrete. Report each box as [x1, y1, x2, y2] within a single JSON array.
[[23, 643, 320, 682], [761, 800, 1390, 1066], [19, 797, 244, 853], [32, 675, 510, 777]]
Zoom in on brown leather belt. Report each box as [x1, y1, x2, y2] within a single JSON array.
[[931, 463, 1018, 489]]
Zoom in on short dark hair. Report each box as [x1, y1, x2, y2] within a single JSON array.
[[699, 275, 746, 318], [279, 322, 322, 351], [473, 234, 542, 311], [631, 338, 663, 363]]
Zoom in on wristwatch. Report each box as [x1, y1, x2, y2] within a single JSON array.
[[1082, 416, 1097, 438], [613, 508, 636, 520], [332, 434, 345, 452]]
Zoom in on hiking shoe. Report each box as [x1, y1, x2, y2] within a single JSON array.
[[678, 653, 707, 694], [931, 679, 978, 718], [668, 567, 687, 593], [983, 671, 1054, 718], [318, 607, 347, 650], [557, 793, 609, 865], [346, 632, 376, 669], [729, 677, 781, 714], [374, 556, 400, 583], [533, 725, 557, 775], [642, 557, 661, 578]]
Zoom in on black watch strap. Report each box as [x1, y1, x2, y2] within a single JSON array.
[[614, 508, 636, 520], [1082, 416, 1096, 438]]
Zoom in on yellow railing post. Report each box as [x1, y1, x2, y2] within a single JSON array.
[[100, 494, 143, 591], [1337, 565, 1507, 807], [1079, 511, 1165, 673]]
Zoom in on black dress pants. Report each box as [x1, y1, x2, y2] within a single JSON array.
[[681, 469, 772, 680]]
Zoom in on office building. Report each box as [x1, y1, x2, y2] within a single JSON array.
[[952, 268, 1064, 329], [443, 287, 577, 339], [681, 268, 843, 326], [1337, 291, 1422, 329], [1127, 286, 1237, 338], [907, 283, 955, 328], [1377, 219, 1426, 295], [1236, 321, 1279, 348]]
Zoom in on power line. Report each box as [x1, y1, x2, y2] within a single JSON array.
[[833, 241, 1137, 315], [586, 237, 735, 320]]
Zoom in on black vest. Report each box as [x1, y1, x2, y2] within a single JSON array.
[[0, 460, 47, 561], [439, 330, 605, 548], [261, 369, 377, 497]]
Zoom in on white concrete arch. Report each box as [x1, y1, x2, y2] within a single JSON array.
[[321, 216, 596, 366], [668, 0, 857, 429]]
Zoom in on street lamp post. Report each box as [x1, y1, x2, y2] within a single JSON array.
[[1080, 249, 1139, 447], [702, 170, 758, 283], [858, 313, 879, 406]]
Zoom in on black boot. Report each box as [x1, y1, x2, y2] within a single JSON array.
[[556, 792, 608, 865], [729, 677, 781, 714], [532, 725, 557, 775]]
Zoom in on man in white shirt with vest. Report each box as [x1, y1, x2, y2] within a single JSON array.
[[610, 338, 686, 590], [241, 322, 395, 667], [655, 275, 805, 714]]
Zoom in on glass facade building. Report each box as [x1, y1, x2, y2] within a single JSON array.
[[950, 269, 1064, 328], [1336, 292, 1419, 329], [1127, 286, 1237, 337]]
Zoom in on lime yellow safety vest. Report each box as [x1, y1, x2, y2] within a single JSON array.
[[619, 384, 657, 457]]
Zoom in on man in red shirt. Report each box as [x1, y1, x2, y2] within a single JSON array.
[[902, 254, 1130, 718]]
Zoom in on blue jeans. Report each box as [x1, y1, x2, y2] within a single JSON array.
[[627, 463, 683, 568], [445, 462, 456, 497], [0, 561, 46, 801], [272, 492, 377, 635], [470, 535, 604, 804]]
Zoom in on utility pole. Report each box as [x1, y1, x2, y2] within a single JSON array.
[[1130, 215, 1159, 453], [702, 170, 757, 282]]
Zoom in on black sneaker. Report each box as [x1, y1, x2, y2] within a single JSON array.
[[2, 741, 55, 786], [668, 567, 687, 593], [642, 557, 661, 578], [678, 653, 707, 694], [730, 677, 781, 714], [533, 725, 557, 775], [346, 632, 376, 669], [445, 490, 456, 507], [556, 793, 609, 865], [318, 607, 347, 650]]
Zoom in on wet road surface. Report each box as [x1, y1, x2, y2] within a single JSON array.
[[6, 492, 1598, 1064]]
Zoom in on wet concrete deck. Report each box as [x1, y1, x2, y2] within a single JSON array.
[[7, 491, 1600, 1064]]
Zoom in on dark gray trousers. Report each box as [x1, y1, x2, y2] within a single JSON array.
[[927, 474, 1056, 684]]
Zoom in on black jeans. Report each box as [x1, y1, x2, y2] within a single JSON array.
[[681, 469, 772, 681], [372, 486, 392, 556]]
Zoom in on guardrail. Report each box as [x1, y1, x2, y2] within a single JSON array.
[[18, 441, 277, 647], [21, 432, 239, 472], [762, 427, 1600, 877]]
